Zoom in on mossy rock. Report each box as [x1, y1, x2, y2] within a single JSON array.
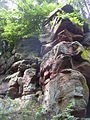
[[81, 48, 90, 61]]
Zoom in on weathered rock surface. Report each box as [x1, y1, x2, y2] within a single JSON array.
[[6, 58, 40, 99], [40, 41, 84, 86], [0, 4, 89, 120], [40, 40, 89, 118], [39, 5, 90, 119], [43, 69, 89, 117], [41, 30, 84, 55], [0, 52, 41, 119], [22, 68, 38, 95]]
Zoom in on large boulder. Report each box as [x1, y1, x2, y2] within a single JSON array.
[[43, 69, 89, 118], [22, 68, 39, 95], [7, 73, 20, 99]]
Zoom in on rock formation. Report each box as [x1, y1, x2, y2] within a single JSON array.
[[39, 4, 90, 119], [0, 5, 90, 120]]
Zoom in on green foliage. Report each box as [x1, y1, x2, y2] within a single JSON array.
[[51, 102, 77, 120], [57, 10, 85, 30], [58, 0, 90, 20], [36, 105, 46, 120], [0, 0, 58, 48]]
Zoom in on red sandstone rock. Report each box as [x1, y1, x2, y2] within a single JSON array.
[[58, 29, 73, 42], [43, 69, 89, 118], [40, 41, 84, 86]]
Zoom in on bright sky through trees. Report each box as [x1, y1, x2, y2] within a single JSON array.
[[6, 0, 16, 9]]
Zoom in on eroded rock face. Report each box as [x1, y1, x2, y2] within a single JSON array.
[[40, 40, 89, 119], [40, 41, 84, 86], [0, 51, 41, 100], [39, 12, 89, 118], [0, 52, 41, 120], [41, 29, 73, 55], [22, 68, 37, 95], [41, 33, 84, 55], [6, 58, 40, 99], [43, 69, 89, 117], [0, 5, 89, 120]]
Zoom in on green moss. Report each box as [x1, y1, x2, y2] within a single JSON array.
[[58, 11, 85, 29], [51, 101, 76, 120], [81, 48, 90, 61]]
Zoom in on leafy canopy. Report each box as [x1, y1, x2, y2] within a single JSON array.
[[0, 0, 58, 46]]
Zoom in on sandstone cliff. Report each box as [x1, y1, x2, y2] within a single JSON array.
[[0, 5, 90, 120]]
